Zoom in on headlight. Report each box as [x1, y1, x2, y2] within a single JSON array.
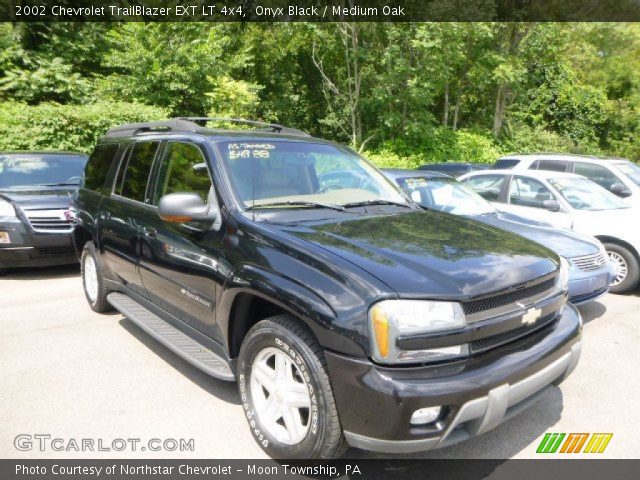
[[558, 257, 570, 293], [369, 300, 467, 364], [0, 198, 16, 218]]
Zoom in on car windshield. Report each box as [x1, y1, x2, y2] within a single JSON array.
[[0, 154, 86, 189], [217, 141, 408, 210], [614, 161, 640, 187], [395, 176, 495, 215], [548, 176, 628, 211]]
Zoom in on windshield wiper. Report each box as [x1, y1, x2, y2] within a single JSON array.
[[343, 199, 413, 209], [245, 200, 346, 212], [41, 182, 80, 187]]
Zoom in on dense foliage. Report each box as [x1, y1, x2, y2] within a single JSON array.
[[0, 22, 638, 165]]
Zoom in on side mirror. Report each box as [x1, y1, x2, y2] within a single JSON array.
[[158, 193, 218, 225], [610, 183, 632, 198], [542, 199, 561, 212]]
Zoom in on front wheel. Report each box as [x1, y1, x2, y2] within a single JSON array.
[[605, 243, 640, 294], [238, 315, 347, 459]]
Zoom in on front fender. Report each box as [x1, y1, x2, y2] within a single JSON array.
[[217, 264, 369, 357]]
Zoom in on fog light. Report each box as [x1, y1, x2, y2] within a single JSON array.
[[410, 406, 442, 426], [0, 231, 10, 244]]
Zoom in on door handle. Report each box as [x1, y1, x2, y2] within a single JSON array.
[[141, 227, 157, 237]]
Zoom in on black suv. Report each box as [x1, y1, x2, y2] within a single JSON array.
[[74, 118, 582, 459], [0, 151, 88, 273]]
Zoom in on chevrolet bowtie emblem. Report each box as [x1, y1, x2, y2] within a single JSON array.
[[522, 307, 542, 325]]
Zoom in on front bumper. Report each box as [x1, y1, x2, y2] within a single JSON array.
[[0, 217, 76, 269], [325, 303, 582, 454], [567, 265, 612, 305]]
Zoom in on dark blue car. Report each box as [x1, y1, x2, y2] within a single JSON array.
[[384, 169, 614, 305]]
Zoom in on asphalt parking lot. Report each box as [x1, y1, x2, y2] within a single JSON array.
[[1, 265, 639, 459]]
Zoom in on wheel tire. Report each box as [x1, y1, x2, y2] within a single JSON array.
[[605, 243, 640, 294], [238, 315, 348, 459], [81, 241, 113, 313]]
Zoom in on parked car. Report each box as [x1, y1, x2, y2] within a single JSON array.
[[492, 154, 640, 208], [418, 162, 489, 177], [74, 118, 582, 459], [0, 151, 88, 274], [384, 169, 614, 305], [460, 169, 640, 293]]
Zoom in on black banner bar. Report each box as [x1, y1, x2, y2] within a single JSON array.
[[1, 0, 640, 22], [1, 459, 639, 480]]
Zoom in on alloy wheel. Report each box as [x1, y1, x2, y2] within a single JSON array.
[[608, 250, 628, 286], [250, 347, 312, 445]]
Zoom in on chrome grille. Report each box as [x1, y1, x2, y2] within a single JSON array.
[[571, 252, 607, 272], [25, 209, 73, 232]]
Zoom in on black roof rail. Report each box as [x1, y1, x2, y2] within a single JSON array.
[[177, 117, 310, 136], [105, 119, 201, 138], [105, 117, 310, 138]]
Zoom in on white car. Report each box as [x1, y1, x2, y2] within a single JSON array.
[[459, 169, 640, 293], [493, 154, 640, 209]]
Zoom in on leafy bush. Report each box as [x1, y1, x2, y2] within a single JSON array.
[[0, 101, 168, 153], [365, 128, 502, 168]]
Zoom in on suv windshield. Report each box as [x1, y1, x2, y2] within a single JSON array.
[[548, 176, 628, 211], [396, 176, 495, 215], [0, 154, 86, 189], [614, 161, 640, 187], [218, 141, 408, 210]]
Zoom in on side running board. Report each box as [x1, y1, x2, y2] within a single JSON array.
[[107, 292, 234, 381]]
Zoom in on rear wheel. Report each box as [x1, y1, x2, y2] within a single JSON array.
[[605, 243, 640, 294], [238, 315, 348, 459], [81, 241, 112, 312]]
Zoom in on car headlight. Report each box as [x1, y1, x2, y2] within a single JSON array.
[[558, 257, 570, 293], [369, 300, 467, 364], [0, 198, 16, 218]]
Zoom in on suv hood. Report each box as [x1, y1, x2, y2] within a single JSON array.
[[0, 187, 74, 210], [474, 211, 599, 258], [275, 210, 558, 299]]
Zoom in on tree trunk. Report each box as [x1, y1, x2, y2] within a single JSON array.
[[452, 95, 461, 131], [493, 86, 505, 137], [443, 80, 449, 126]]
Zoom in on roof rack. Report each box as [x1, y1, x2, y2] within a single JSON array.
[[105, 119, 200, 138], [105, 117, 310, 138], [178, 117, 310, 136]]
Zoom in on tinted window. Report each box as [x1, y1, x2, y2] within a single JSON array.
[[574, 162, 621, 190], [218, 141, 406, 208], [0, 154, 86, 189], [493, 159, 520, 169], [119, 142, 159, 202], [84, 144, 118, 192], [535, 159, 570, 172], [153, 142, 212, 204], [509, 176, 555, 208], [462, 175, 506, 202]]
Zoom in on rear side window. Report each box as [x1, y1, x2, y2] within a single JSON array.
[[153, 142, 212, 204], [118, 141, 159, 202], [534, 159, 570, 172], [462, 175, 506, 202], [493, 159, 520, 169], [84, 144, 118, 192], [574, 162, 621, 190]]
